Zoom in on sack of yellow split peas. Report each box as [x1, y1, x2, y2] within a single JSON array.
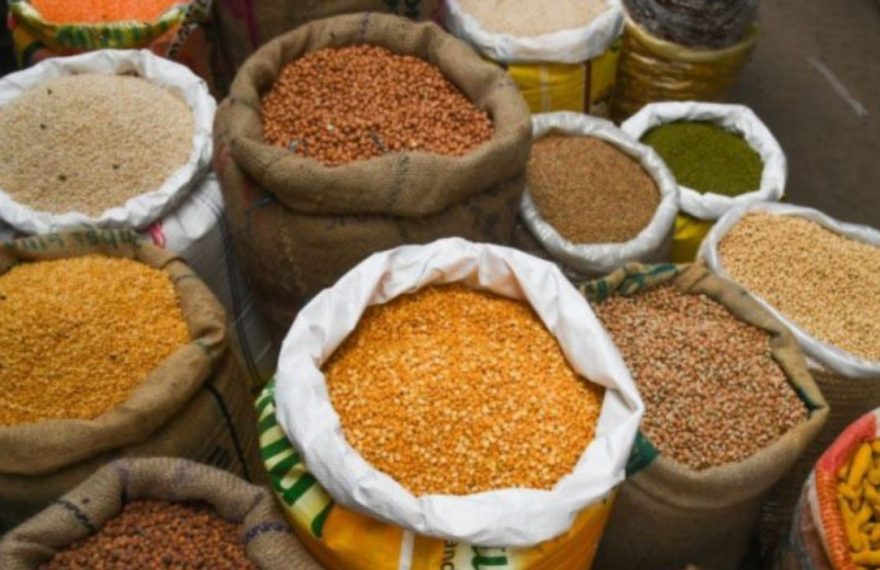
[[780, 409, 880, 569]]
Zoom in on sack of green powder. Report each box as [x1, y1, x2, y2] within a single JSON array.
[[0, 457, 321, 569], [520, 112, 679, 277], [0, 231, 263, 532], [582, 263, 827, 570], [621, 101, 786, 262]]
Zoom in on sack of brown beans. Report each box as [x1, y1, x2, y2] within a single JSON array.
[[443, 0, 623, 117], [0, 231, 263, 532], [581, 262, 828, 570], [520, 112, 679, 277], [214, 12, 532, 337], [0, 457, 321, 569], [260, 237, 643, 569], [701, 202, 880, 558]]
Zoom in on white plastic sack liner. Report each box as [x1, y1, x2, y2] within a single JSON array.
[[521, 112, 679, 276], [700, 202, 880, 380], [444, 0, 623, 63], [0, 49, 215, 234], [621, 101, 786, 221], [273, 238, 644, 547]]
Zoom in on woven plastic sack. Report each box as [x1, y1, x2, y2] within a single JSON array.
[[520, 112, 679, 276], [444, 0, 623, 117], [0, 457, 321, 569], [610, 17, 758, 122], [582, 263, 827, 570], [624, 0, 758, 49], [621, 101, 787, 262], [264, 237, 643, 569]]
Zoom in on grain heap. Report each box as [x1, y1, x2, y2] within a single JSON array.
[[261, 45, 493, 166], [592, 284, 807, 469], [0, 256, 189, 425], [719, 213, 880, 362], [29, 0, 180, 23], [527, 134, 660, 244], [456, 0, 607, 36], [324, 284, 604, 495], [0, 74, 194, 217], [39, 500, 255, 569]]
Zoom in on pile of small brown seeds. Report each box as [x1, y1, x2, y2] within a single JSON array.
[[0, 256, 190, 425], [719, 213, 880, 362], [0, 74, 194, 216], [261, 45, 494, 166], [40, 500, 255, 570], [527, 134, 660, 244], [592, 284, 807, 470], [324, 284, 604, 496]]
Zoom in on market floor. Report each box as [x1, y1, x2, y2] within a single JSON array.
[[730, 0, 880, 226]]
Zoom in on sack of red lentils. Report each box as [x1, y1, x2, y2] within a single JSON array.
[[214, 12, 532, 337], [257, 237, 643, 570], [0, 457, 321, 569], [621, 101, 787, 262], [0, 231, 263, 532], [520, 112, 679, 277], [444, 0, 623, 117], [701, 202, 880, 557], [581, 262, 827, 570]]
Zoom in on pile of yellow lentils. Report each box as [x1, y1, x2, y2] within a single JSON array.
[[838, 440, 880, 567], [323, 284, 604, 496]]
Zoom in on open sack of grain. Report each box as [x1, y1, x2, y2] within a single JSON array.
[[622, 101, 786, 262], [0, 457, 321, 569], [0, 231, 262, 532], [256, 238, 643, 569], [444, 0, 623, 116], [581, 263, 827, 570], [215, 13, 532, 338], [520, 112, 679, 276], [700, 203, 880, 557]]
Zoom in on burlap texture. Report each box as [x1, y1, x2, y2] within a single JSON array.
[[214, 12, 531, 332], [0, 231, 263, 531], [0, 457, 322, 569], [582, 263, 828, 570]]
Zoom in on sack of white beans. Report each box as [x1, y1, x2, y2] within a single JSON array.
[[700, 202, 880, 556]]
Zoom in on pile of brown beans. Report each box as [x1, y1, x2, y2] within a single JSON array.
[[40, 500, 255, 569], [261, 45, 494, 166], [592, 284, 807, 470]]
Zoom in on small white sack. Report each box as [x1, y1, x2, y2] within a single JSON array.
[[621, 101, 786, 221], [699, 202, 880, 379], [444, 0, 623, 63], [521, 112, 679, 276], [273, 238, 644, 547], [0, 49, 215, 234]]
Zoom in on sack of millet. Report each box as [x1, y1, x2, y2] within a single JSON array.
[[0, 457, 322, 569], [701, 202, 880, 558], [0, 231, 263, 532], [581, 263, 827, 570], [258, 238, 643, 569], [214, 12, 531, 335]]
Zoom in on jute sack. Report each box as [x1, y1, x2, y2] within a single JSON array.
[[582, 263, 828, 570], [0, 231, 263, 532], [215, 13, 532, 334], [0, 457, 322, 569]]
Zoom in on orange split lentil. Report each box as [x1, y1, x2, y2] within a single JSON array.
[[324, 284, 605, 496], [30, 0, 181, 24], [0, 256, 190, 425]]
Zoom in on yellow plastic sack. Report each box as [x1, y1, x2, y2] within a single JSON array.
[[611, 18, 758, 121], [671, 214, 713, 262]]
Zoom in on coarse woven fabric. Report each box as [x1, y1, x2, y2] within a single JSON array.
[[0, 231, 263, 532], [214, 12, 531, 333], [582, 263, 828, 570], [0, 457, 321, 570]]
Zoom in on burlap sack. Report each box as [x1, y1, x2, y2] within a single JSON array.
[[581, 263, 828, 570], [0, 231, 263, 532], [214, 12, 532, 333], [0, 457, 322, 569]]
